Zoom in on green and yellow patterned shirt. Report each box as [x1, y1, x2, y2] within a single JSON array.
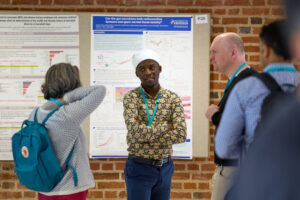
[[123, 86, 187, 160]]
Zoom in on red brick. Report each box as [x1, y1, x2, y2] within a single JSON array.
[[245, 45, 260, 52], [214, 9, 226, 15], [224, 0, 250, 5], [196, 0, 222, 6], [168, 0, 193, 6], [0, 0, 10, 4], [24, 191, 36, 198], [90, 162, 100, 170], [119, 8, 147, 12], [267, 0, 283, 5], [272, 8, 284, 15], [188, 164, 200, 170], [102, 163, 113, 170], [105, 191, 118, 198], [0, 6, 18, 10], [252, 0, 265, 5], [35, 7, 61, 11], [253, 27, 262, 34], [171, 192, 192, 198], [213, 27, 224, 34], [210, 82, 226, 90], [54, 0, 80, 5], [210, 72, 219, 80], [96, 0, 123, 5], [199, 182, 210, 189], [149, 8, 177, 13], [119, 190, 127, 198], [250, 55, 260, 62], [94, 173, 119, 180], [172, 172, 190, 180], [228, 8, 240, 15], [98, 182, 125, 189], [242, 36, 260, 43], [174, 163, 185, 170], [140, 0, 165, 6], [184, 182, 197, 189], [226, 27, 238, 33], [242, 8, 269, 15], [194, 157, 207, 162], [0, 192, 22, 199], [2, 163, 14, 171], [194, 192, 212, 199], [115, 162, 125, 170], [77, 7, 105, 12], [171, 182, 182, 189], [202, 163, 216, 171], [178, 8, 199, 13], [88, 191, 103, 198], [222, 18, 248, 25], [12, 0, 38, 4], [2, 181, 15, 189], [84, 0, 94, 5], [125, 0, 137, 6], [0, 173, 17, 180], [200, 8, 213, 14], [192, 173, 214, 180], [40, 0, 52, 4]]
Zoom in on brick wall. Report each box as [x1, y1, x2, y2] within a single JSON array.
[[0, 0, 283, 199]]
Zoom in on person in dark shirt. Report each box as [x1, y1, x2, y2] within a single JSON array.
[[205, 32, 257, 200]]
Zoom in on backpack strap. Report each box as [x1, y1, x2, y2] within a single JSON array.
[[41, 108, 60, 125], [34, 108, 39, 123], [63, 144, 78, 187], [252, 73, 282, 93]]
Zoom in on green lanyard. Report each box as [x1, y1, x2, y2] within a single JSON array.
[[221, 62, 247, 100], [264, 66, 297, 73], [139, 87, 161, 126]]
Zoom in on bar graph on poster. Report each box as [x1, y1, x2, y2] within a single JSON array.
[[0, 15, 79, 160], [90, 15, 193, 159]]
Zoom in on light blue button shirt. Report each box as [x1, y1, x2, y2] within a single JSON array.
[[215, 63, 300, 160]]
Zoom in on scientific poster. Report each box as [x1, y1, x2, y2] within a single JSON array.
[[0, 15, 79, 160], [90, 15, 193, 158]]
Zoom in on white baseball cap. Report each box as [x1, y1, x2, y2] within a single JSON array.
[[132, 49, 161, 69]]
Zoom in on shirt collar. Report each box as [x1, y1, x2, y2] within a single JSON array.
[[263, 63, 295, 72], [140, 85, 163, 98]]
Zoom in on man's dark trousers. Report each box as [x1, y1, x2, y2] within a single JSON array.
[[124, 159, 174, 200]]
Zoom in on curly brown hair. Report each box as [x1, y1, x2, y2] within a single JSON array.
[[41, 63, 81, 100]]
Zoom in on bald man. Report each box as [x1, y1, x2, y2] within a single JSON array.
[[205, 33, 258, 200], [215, 20, 300, 199]]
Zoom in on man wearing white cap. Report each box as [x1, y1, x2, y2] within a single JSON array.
[[123, 49, 187, 200]]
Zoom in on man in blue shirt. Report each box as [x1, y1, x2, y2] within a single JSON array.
[[206, 32, 257, 200], [215, 20, 300, 161]]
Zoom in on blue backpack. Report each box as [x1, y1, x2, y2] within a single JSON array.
[[12, 105, 78, 192]]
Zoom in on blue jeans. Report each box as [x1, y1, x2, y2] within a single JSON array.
[[124, 159, 174, 200]]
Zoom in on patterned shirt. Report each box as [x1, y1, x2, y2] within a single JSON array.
[[123, 86, 187, 160], [215, 63, 300, 160]]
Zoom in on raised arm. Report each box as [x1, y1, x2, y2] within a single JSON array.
[[63, 85, 106, 124]]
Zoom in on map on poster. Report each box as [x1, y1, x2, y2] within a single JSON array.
[[90, 15, 193, 159], [0, 15, 79, 160]]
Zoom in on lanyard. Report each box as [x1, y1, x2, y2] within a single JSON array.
[[139, 87, 161, 126], [49, 97, 64, 106], [264, 66, 297, 73], [221, 62, 247, 100]]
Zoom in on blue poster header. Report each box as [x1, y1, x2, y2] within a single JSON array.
[[92, 16, 192, 32]]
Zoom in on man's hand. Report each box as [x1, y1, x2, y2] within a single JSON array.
[[134, 115, 142, 124], [205, 104, 219, 121], [168, 123, 174, 131]]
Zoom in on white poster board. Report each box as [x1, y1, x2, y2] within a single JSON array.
[[0, 14, 79, 160], [90, 15, 193, 159]]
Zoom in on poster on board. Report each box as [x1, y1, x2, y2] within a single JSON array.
[[0, 15, 79, 160], [90, 15, 193, 159]]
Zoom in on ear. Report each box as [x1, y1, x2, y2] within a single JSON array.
[[231, 48, 238, 58], [135, 68, 139, 78], [263, 44, 270, 59], [158, 65, 162, 73]]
